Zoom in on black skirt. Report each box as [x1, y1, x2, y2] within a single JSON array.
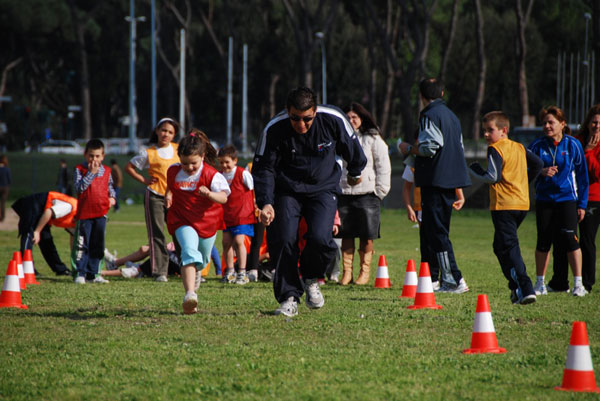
[[336, 193, 381, 239]]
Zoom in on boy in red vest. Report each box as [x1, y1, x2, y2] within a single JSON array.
[[72, 139, 116, 284], [218, 145, 256, 284]]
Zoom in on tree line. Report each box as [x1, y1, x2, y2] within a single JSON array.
[[0, 0, 597, 150]]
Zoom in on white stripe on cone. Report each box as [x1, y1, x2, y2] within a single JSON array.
[[416, 276, 433, 293], [376, 265, 389, 278], [566, 345, 595, 371], [403, 271, 418, 286], [2, 275, 21, 292], [17, 262, 24, 281], [23, 260, 35, 275], [472, 312, 496, 333]]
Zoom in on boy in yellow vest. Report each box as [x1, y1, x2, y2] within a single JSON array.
[[469, 111, 543, 304]]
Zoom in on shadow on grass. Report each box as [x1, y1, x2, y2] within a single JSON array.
[[22, 307, 180, 320]]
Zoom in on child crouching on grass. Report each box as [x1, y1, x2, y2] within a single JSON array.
[[165, 130, 230, 315], [468, 111, 543, 304], [218, 145, 256, 284]]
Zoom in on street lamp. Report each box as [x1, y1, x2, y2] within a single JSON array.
[[126, 0, 146, 154], [315, 32, 327, 104]]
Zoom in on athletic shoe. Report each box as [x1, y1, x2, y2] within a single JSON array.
[[533, 281, 547, 295], [120, 266, 139, 279], [510, 290, 519, 304], [442, 278, 469, 294], [104, 248, 117, 263], [274, 297, 298, 317], [520, 294, 537, 304], [572, 286, 588, 297], [247, 269, 259, 282], [431, 281, 440, 291], [182, 292, 198, 315], [220, 269, 236, 283], [329, 273, 339, 283], [74, 276, 86, 285], [304, 278, 325, 309], [547, 285, 570, 293], [155, 275, 168, 283], [235, 272, 249, 285], [92, 276, 109, 284]]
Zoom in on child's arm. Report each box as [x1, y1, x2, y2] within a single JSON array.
[[453, 188, 465, 210], [108, 171, 116, 207], [125, 162, 157, 186], [402, 181, 417, 222], [165, 188, 173, 208], [332, 210, 340, 236], [468, 147, 503, 184], [198, 186, 228, 204], [526, 149, 543, 182], [73, 165, 98, 195], [32, 208, 54, 245]]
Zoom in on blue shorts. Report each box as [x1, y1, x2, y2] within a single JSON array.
[[224, 224, 254, 237]]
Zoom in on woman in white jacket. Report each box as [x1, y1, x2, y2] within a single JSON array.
[[338, 103, 392, 285]]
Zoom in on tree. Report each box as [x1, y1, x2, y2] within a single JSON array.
[[471, 0, 485, 139], [515, 0, 534, 126]]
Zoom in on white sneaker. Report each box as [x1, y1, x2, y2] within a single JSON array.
[[155, 275, 168, 282], [104, 248, 117, 263], [431, 281, 440, 291], [533, 281, 547, 295], [274, 297, 298, 317], [520, 294, 537, 305], [120, 266, 139, 279], [92, 276, 109, 284], [235, 272, 249, 285], [437, 278, 469, 294], [572, 286, 588, 297], [182, 292, 198, 315], [247, 269, 258, 282], [304, 279, 325, 309], [74, 276, 86, 284]]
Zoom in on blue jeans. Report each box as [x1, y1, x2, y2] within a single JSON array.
[[73, 217, 107, 279]]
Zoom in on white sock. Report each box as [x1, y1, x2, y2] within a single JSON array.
[[574, 276, 582, 288], [536, 276, 545, 284], [186, 291, 196, 297]]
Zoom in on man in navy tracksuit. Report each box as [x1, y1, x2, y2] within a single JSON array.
[[399, 78, 471, 293], [252, 87, 366, 316]]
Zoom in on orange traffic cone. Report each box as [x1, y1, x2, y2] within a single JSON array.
[[0, 260, 28, 309], [23, 249, 40, 286], [408, 262, 442, 310], [399, 259, 417, 298], [555, 321, 600, 392], [374, 255, 391, 288], [463, 294, 506, 354], [13, 251, 26, 291]]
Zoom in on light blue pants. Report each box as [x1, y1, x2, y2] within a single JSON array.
[[175, 226, 216, 271]]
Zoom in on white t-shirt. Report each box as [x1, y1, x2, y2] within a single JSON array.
[[50, 199, 73, 219], [221, 169, 254, 190], [402, 165, 414, 184], [174, 163, 231, 196]]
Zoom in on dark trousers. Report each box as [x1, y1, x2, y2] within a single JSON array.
[[268, 191, 338, 303], [491, 210, 534, 296], [247, 222, 265, 270], [145, 190, 169, 277], [420, 186, 463, 285], [20, 226, 70, 275], [113, 187, 121, 211], [73, 217, 106, 279]]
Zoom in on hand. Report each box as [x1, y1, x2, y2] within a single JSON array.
[[453, 198, 465, 211], [398, 142, 412, 156], [586, 133, 600, 150], [260, 204, 275, 226], [144, 176, 159, 186], [165, 193, 173, 209], [89, 159, 101, 174], [542, 166, 558, 177], [347, 176, 362, 186], [332, 225, 339, 236], [198, 186, 210, 197], [578, 208, 586, 223], [32, 231, 41, 245], [406, 206, 417, 223], [109, 197, 116, 207]]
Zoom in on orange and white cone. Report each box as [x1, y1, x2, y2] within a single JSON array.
[[463, 294, 506, 354], [399, 259, 417, 298], [13, 251, 26, 291], [374, 255, 391, 288], [408, 262, 442, 310], [555, 321, 600, 392], [23, 249, 40, 286], [0, 260, 28, 309]]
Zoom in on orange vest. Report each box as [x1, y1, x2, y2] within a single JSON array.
[[45, 191, 78, 228], [147, 143, 179, 195]]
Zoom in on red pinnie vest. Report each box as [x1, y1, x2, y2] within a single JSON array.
[[166, 164, 225, 238], [223, 166, 256, 228], [45, 191, 78, 228], [75, 164, 111, 220]]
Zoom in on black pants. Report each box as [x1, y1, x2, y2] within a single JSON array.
[[268, 191, 338, 303], [20, 226, 70, 275], [247, 222, 265, 270], [420, 186, 463, 286], [491, 210, 534, 296]]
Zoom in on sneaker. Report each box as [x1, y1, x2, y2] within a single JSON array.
[[572, 286, 588, 297], [329, 273, 339, 283], [548, 285, 570, 293], [120, 266, 139, 279], [74, 276, 86, 285], [247, 269, 258, 282], [235, 272, 249, 285], [510, 290, 519, 304], [155, 275, 168, 283], [533, 281, 547, 295], [92, 276, 109, 284], [317, 278, 326, 286], [274, 296, 298, 317], [436, 278, 469, 294], [304, 279, 325, 309], [104, 248, 117, 263], [431, 281, 440, 291], [520, 294, 537, 304], [220, 269, 236, 283], [182, 292, 198, 315]]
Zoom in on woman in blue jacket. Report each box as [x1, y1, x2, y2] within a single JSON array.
[[528, 106, 588, 297]]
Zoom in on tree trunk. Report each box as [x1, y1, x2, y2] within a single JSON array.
[[472, 0, 486, 140], [0, 58, 22, 108], [515, 0, 534, 126], [269, 73, 280, 118], [592, 0, 600, 106], [440, 0, 460, 85]]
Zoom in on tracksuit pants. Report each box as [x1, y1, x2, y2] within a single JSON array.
[[268, 191, 338, 303], [420, 186, 463, 286], [145, 190, 169, 277], [20, 226, 70, 275], [73, 217, 106, 279], [491, 210, 534, 297]]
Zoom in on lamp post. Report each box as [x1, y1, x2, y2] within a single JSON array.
[[125, 0, 145, 153], [315, 32, 327, 104]]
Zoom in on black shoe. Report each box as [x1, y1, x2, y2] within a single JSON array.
[[56, 270, 72, 276]]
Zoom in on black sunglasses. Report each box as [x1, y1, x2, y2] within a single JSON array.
[[289, 114, 315, 123]]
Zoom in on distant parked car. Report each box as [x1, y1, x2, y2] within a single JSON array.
[[39, 140, 83, 154], [511, 124, 579, 147]]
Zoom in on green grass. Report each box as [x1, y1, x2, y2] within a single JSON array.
[[0, 207, 599, 400]]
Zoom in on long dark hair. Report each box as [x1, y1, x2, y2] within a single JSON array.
[[580, 104, 600, 146], [344, 102, 381, 135], [178, 129, 218, 167], [149, 117, 180, 144]]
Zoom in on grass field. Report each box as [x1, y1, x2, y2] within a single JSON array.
[[0, 206, 598, 400]]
